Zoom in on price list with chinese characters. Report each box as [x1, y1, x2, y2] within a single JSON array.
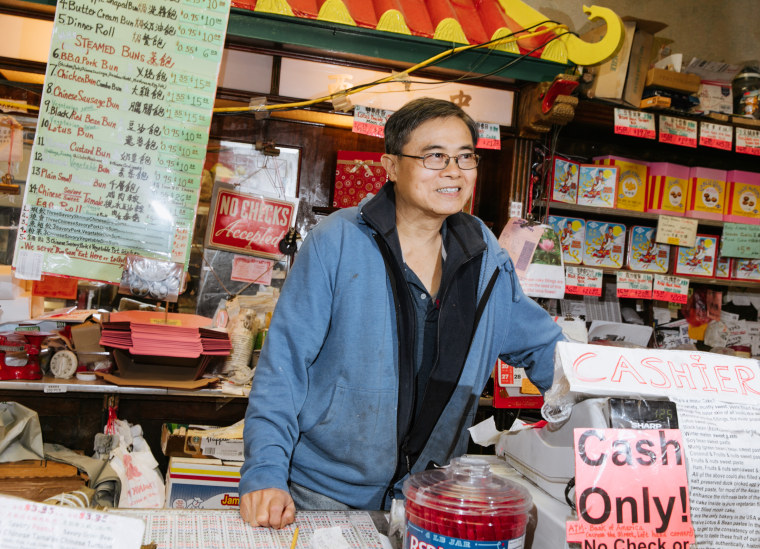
[[0, 495, 145, 549], [653, 274, 689, 304], [12, 0, 230, 282], [616, 271, 653, 299], [658, 115, 698, 148], [565, 266, 603, 297], [613, 108, 655, 139]]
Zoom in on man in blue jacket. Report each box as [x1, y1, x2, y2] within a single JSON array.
[[239, 97, 564, 528]]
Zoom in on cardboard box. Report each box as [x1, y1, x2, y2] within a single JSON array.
[[640, 95, 671, 110], [0, 460, 86, 502], [594, 155, 648, 212], [627, 225, 670, 273], [583, 18, 667, 107], [583, 220, 626, 269], [696, 81, 733, 115], [647, 162, 689, 216], [725, 170, 760, 224], [577, 164, 617, 208], [673, 235, 718, 278], [687, 167, 727, 221], [161, 423, 244, 461], [547, 215, 585, 265], [166, 457, 242, 509], [645, 68, 701, 94], [550, 156, 579, 204], [732, 258, 760, 281]]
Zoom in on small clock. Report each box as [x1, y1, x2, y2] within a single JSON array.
[[50, 350, 78, 379]]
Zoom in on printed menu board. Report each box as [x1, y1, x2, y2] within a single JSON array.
[[13, 0, 230, 283]]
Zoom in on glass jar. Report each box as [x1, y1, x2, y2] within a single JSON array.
[[403, 457, 532, 548], [732, 68, 760, 118]]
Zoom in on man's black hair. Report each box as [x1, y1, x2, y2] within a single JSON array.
[[384, 97, 479, 154]]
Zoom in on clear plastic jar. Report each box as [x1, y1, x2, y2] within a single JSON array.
[[403, 457, 532, 548], [732, 69, 760, 118]]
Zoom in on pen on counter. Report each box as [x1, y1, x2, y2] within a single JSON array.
[[290, 526, 299, 549]]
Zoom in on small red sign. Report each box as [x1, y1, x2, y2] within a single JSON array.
[[32, 274, 79, 299], [206, 186, 295, 260]]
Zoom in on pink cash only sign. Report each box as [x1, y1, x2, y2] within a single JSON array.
[[567, 428, 696, 548]]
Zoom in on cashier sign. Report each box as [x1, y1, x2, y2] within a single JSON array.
[[206, 185, 296, 260]]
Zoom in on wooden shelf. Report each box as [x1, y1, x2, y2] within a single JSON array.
[[538, 201, 724, 228], [536, 204, 760, 289], [586, 267, 760, 289]]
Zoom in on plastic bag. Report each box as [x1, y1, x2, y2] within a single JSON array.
[[0, 402, 44, 462], [108, 419, 165, 508]]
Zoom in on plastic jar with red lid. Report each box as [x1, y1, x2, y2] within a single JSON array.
[[402, 456, 532, 549]]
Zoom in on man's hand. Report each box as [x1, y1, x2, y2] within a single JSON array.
[[240, 488, 296, 529]]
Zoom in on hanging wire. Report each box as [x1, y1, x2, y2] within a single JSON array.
[[213, 20, 573, 114]]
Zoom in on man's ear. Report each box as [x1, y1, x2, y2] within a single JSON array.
[[381, 153, 397, 182]]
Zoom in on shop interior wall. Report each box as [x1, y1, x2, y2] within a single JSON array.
[[207, 114, 517, 234]]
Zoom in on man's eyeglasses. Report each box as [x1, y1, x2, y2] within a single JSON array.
[[395, 152, 480, 170]]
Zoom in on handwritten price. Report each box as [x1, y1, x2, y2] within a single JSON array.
[[653, 290, 688, 304], [566, 285, 602, 296], [616, 126, 656, 139]]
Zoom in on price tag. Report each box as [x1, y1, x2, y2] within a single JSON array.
[[653, 274, 689, 304], [699, 122, 733, 150], [720, 223, 760, 258], [565, 266, 603, 296], [616, 271, 653, 299], [352, 105, 393, 137], [509, 201, 523, 219], [44, 384, 67, 394], [659, 115, 698, 148], [614, 108, 656, 139], [655, 215, 698, 247], [476, 122, 501, 150], [736, 127, 760, 156]]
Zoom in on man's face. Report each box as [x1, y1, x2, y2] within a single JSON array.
[[382, 116, 477, 222]]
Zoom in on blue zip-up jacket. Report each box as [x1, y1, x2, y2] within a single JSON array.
[[240, 183, 563, 510]]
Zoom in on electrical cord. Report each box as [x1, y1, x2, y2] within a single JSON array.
[[213, 20, 572, 114]]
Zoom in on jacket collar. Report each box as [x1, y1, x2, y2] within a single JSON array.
[[359, 182, 486, 262]]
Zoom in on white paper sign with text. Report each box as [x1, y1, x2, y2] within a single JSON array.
[[555, 341, 760, 404]]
